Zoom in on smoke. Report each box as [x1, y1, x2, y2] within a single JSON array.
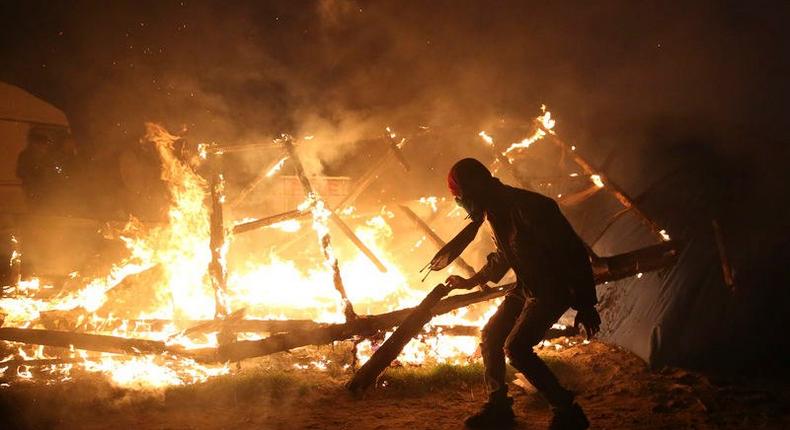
[[0, 0, 787, 230]]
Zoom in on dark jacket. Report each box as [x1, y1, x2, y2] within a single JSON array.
[[479, 185, 597, 310]]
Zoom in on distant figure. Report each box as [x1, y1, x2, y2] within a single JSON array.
[[444, 158, 600, 429], [16, 127, 59, 210]]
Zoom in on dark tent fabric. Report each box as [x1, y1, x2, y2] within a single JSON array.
[[538, 142, 786, 371]]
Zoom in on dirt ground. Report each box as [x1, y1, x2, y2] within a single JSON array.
[[1, 338, 787, 430]]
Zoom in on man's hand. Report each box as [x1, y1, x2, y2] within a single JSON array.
[[445, 275, 477, 290], [574, 306, 601, 340]]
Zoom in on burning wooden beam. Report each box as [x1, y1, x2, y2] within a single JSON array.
[[0, 327, 179, 356], [213, 283, 515, 362], [231, 209, 309, 235], [279, 135, 360, 320], [547, 135, 665, 241], [207, 155, 230, 320], [348, 284, 452, 392], [281, 136, 387, 272]]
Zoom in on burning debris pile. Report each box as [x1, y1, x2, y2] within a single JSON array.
[[0, 108, 681, 391]]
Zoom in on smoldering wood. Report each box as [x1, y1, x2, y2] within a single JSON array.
[[347, 284, 452, 393], [593, 240, 682, 283], [0, 327, 182, 356], [0, 357, 89, 368], [213, 284, 516, 362]]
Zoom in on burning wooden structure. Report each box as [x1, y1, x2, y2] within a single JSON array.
[[0, 107, 683, 389]]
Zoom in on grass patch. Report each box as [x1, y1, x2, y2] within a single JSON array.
[[165, 365, 323, 407], [374, 363, 504, 396]]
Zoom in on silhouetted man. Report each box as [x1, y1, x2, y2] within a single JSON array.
[[444, 158, 600, 429]]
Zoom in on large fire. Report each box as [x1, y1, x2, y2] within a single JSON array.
[[0, 107, 577, 390]]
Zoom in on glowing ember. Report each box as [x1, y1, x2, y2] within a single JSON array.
[[478, 130, 494, 146], [590, 174, 605, 188]]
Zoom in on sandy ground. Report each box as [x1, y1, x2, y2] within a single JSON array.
[[1, 339, 787, 430]]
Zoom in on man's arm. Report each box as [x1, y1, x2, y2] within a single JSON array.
[[446, 250, 510, 290]]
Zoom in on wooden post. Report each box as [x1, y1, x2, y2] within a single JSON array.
[[207, 154, 230, 321]]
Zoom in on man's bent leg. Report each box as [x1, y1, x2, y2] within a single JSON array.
[[503, 297, 574, 408], [480, 293, 524, 401], [465, 293, 524, 428]]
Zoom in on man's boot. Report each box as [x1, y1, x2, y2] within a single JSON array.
[[548, 402, 589, 430], [464, 396, 516, 429]]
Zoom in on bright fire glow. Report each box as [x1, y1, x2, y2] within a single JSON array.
[[0, 119, 589, 391], [265, 156, 289, 178]]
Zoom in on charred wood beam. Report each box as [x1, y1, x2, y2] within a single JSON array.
[[77, 318, 323, 334], [207, 155, 230, 319], [214, 284, 515, 362], [547, 135, 665, 241], [333, 129, 409, 209], [593, 240, 683, 283], [0, 327, 182, 356], [335, 151, 393, 209], [348, 284, 452, 392]]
